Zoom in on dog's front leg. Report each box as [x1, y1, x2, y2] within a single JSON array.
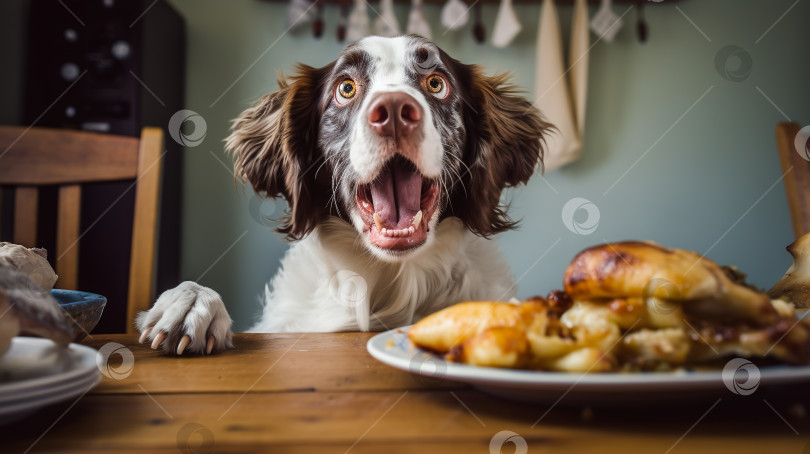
[[135, 281, 234, 355]]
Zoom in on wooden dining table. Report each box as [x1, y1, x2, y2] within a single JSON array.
[[2, 332, 809, 453]]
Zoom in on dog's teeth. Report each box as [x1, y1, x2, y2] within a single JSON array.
[[378, 225, 418, 237], [413, 210, 422, 228], [373, 213, 383, 232]]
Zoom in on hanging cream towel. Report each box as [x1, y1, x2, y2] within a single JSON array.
[[569, 0, 589, 137], [534, 0, 589, 172]]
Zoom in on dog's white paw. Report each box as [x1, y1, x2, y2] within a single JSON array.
[[136, 281, 234, 355]]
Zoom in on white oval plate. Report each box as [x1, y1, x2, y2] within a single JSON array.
[[367, 326, 810, 404], [0, 337, 101, 419], [0, 372, 101, 424]]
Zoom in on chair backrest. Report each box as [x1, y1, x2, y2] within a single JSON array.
[[0, 126, 163, 333], [775, 122, 810, 239]]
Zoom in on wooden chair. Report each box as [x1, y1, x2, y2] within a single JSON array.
[[775, 122, 810, 239], [0, 126, 163, 333]]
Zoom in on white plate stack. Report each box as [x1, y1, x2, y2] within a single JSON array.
[[0, 337, 101, 424]]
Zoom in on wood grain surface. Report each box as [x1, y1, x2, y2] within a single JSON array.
[[0, 125, 164, 331], [56, 184, 81, 290], [776, 122, 810, 238], [0, 126, 139, 185], [2, 333, 808, 453], [126, 127, 163, 333]]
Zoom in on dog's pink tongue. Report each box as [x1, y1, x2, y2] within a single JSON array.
[[370, 160, 422, 229]]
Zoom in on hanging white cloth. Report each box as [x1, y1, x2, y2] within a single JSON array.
[[491, 0, 521, 48], [406, 0, 432, 39], [533, 0, 589, 172], [287, 0, 316, 30], [346, 0, 370, 42], [590, 0, 623, 43], [375, 0, 401, 37], [441, 0, 469, 31]]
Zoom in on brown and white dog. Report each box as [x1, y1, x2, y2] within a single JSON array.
[[136, 35, 550, 355]]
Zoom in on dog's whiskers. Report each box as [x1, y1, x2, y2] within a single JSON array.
[[313, 155, 332, 181], [444, 162, 467, 199], [444, 153, 470, 195]]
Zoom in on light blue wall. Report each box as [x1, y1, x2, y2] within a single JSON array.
[[167, 0, 808, 331], [2, 1, 807, 331]]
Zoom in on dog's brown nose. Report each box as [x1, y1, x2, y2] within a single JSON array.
[[367, 93, 422, 139]]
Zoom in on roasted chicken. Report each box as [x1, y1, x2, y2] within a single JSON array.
[[769, 232, 810, 309], [408, 241, 810, 372]]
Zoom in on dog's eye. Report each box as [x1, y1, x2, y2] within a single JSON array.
[[335, 79, 357, 105], [425, 74, 448, 99]]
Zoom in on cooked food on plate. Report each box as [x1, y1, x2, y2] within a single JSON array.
[[769, 232, 810, 309], [409, 241, 810, 372], [0, 242, 58, 291], [0, 245, 72, 357]]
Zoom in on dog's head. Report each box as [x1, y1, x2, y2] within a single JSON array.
[[227, 35, 550, 261]]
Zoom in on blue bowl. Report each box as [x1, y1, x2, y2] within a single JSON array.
[[51, 289, 107, 342]]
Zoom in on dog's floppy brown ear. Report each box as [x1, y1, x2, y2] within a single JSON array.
[[450, 66, 552, 236], [226, 64, 332, 240]]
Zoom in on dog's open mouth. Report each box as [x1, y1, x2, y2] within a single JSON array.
[[356, 156, 439, 252]]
